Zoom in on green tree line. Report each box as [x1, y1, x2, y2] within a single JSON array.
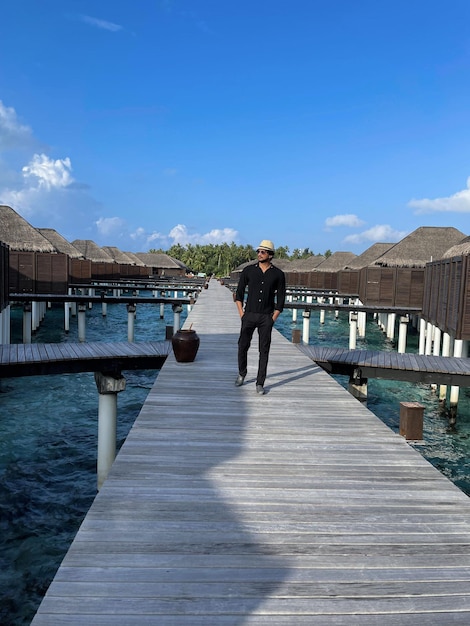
[[149, 243, 332, 277]]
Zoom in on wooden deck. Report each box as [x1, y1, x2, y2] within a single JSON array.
[[299, 345, 470, 387], [32, 280, 470, 625], [0, 340, 170, 377]]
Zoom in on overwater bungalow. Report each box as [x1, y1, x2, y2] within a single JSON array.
[[101, 246, 149, 279], [308, 251, 357, 290], [423, 235, 470, 345], [134, 252, 187, 277], [36, 228, 91, 288], [0, 205, 67, 294], [71, 239, 118, 281], [358, 226, 466, 308], [283, 255, 325, 287], [338, 242, 396, 295]]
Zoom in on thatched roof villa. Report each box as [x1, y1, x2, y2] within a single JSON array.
[[423, 234, 470, 341], [134, 253, 187, 277], [344, 243, 396, 270], [441, 235, 470, 259], [37, 228, 84, 259], [101, 246, 151, 279], [0, 205, 72, 293], [338, 243, 396, 295], [123, 252, 146, 267], [102, 246, 137, 265], [71, 240, 114, 263], [358, 227, 467, 307], [0, 205, 55, 253], [372, 226, 466, 268]]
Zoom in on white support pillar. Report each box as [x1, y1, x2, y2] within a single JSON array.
[[4, 305, 11, 344], [397, 315, 409, 354], [387, 313, 396, 341], [160, 303, 165, 319], [302, 309, 310, 344], [358, 311, 367, 338], [418, 318, 426, 355], [292, 308, 297, 323], [64, 302, 70, 333], [77, 303, 87, 342], [449, 338, 463, 424], [94, 372, 126, 490], [425, 322, 433, 355], [349, 312, 358, 349], [127, 304, 136, 342], [31, 301, 39, 332], [430, 326, 442, 393], [23, 303, 32, 344], [102, 302, 107, 317], [172, 304, 182, 332], [319, 309, 325, 325], [439, 332, 452, 406], [88, 287, 94, 309]]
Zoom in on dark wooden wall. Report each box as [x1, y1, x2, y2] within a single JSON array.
[[423, 256, 470, 340], [0, 241, 9, 311]]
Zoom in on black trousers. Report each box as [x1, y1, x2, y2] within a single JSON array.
[[237, 312, 274, 386]]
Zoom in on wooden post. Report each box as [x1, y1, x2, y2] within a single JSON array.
[[399, 402, 424, 441], [292, 329, 301, 344]]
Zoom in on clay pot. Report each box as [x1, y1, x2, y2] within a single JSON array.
[[171, 329, 200, 363]]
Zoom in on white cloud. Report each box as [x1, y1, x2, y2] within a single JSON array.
[[409, 177, 470, 214], [343, 224, 408, 245], [80, 15, 123, 32], [324, 214, 365, 229], [0, 100, 34, 150], [168, 224, 238, 245], [0, 153, 74, 216], [95, 216, 126, 236], [22, 153, 73, 190], [130, 223, 239, 249]]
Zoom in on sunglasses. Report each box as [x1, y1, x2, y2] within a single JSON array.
[[256, 249, 269, 255]]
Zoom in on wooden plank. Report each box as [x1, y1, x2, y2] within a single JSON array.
[[31, 281, 470, 624]]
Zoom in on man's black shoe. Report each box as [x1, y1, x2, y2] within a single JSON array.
[[235, 375, 245, 387]]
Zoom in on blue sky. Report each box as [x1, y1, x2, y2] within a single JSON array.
[[1, 0, 469, 255]]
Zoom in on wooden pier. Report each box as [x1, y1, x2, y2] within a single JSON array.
[[32, 280, 470, 625]]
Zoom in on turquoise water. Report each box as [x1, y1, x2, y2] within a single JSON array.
[[1, 297, 469, 625]]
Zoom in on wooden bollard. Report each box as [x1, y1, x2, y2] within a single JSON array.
[[165, 325, 174, 340], [292, 329, 301, 344], [399, 402, 424, 441]]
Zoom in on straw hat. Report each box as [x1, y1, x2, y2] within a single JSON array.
[[257, 239, 275, 253]]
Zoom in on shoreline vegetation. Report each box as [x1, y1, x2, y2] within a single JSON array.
[[150, 242, 331, 277]]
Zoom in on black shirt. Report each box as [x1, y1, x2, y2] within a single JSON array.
[[235, 262, 286, 315]]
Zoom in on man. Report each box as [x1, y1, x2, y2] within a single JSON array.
[[235, 239, 286, 395]]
